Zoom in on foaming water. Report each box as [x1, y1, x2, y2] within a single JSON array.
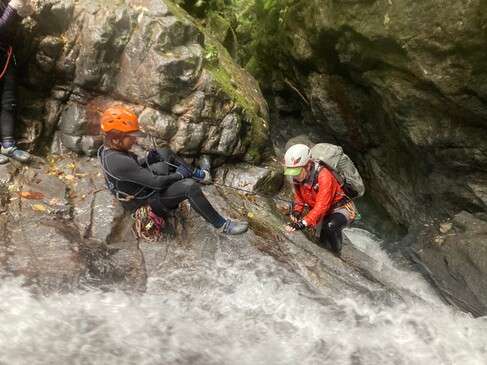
[[1, 230, 487, 365], [344, 227, 442, 305]]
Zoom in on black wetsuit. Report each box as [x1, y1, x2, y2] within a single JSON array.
[[99, 147, 226, 228], [320, 213, 348, 254], [0, 1, 21, 145]]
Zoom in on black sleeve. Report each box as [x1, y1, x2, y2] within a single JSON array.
[[137, 154, 148, 167], [0, 6, 20, 32], [107, 153, 182, 190]]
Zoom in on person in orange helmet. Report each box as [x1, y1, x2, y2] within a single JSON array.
[[284, 144, 357, 255], [97, 105, 248, 235]]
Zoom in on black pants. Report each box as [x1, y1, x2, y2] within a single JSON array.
[[147, 148, 226, 228], [0, 61, 16, 141], [320, 212, 348, 254]]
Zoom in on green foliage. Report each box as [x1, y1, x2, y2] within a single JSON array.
[[246, 0, 293, 80], [179, 0, 295, 82], [177, 0, 232, 18], [204, 44, 219, 64]]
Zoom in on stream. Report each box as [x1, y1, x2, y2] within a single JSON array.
[[1, 228, 486, 365]]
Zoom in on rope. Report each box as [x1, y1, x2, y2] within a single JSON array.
[[0, 46, 13, 81], [131, 205, 165, 242], [161, 159, 307, 209]]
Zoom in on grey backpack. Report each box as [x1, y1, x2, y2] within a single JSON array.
[[310, 143, 365, 198]]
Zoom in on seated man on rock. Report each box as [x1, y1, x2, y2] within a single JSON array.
[[283, 144, 357, 255], [98, 105, 248, 235], [0, 0, 34, 164]]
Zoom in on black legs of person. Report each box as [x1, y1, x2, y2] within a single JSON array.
[[0, 65, 16, 143], [320, 213, 348, 255], [0, 63, 30, 163], [148, 179, 226, 229], [146, 148, 248, 234], [147, 147, 225, 227]]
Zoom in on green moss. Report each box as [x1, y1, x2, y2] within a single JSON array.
[[204, 24, 272, 162], [208, 58, 269, 162], [166, 0, 270, 163], [206, 12, 231, 43], [204, 43, 219, 64]]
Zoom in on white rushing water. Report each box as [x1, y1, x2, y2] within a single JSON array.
[[1, 229, 487, 365]]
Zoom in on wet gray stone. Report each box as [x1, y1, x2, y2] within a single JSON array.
[[59, 102, 88, 136], [416, 212, 487, 315], [217, 113, 241, 156], [91, 191, 125, 244], [215, 164, 283, 195], [114, 12, 204, 108], [60, 134, 82, 153], [138, 108, 178, 142], [15, 1, 268, 162], [6, 221, 81, 292], [80, 135, 103, 156], [0, 164, 13, 184]]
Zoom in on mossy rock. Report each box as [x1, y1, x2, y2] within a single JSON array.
[[166, 1, 270, 163]]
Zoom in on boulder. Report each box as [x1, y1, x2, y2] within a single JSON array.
[[0, 156, 145, 293], [215, 163, 284, 195], [415, 212, 487, 315], [14, 0, 269, 162]]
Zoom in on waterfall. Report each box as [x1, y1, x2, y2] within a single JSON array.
[[1, 228, 486, 365]]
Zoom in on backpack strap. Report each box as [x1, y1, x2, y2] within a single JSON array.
[[311, 161, 344, 190], [312, 161, 350, 201], [309, 162, 320, 191]]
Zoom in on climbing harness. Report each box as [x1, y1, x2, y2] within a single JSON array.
[[97, 146, 169, 241], [132, 205, 165, 242], [97, 146, 156, 202]]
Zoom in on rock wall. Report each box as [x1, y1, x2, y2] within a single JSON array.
[[268, 0, 487, 314], [14, 0, 269, 162], [264, 0, 487, 227]]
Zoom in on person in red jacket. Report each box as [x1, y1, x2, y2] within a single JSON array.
[[284, 144, 356, 255]]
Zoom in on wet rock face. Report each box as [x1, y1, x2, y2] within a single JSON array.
[[415, 212, 487, 316], [0, 156, 146, 293], [215, 163, 284, 195], [15, 0, 269, 161], [0, 156, 398, 303]]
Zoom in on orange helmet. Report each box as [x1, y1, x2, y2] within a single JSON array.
[[100, 106, 145, 136]]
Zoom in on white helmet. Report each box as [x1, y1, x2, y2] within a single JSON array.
[[284, 144, 311, 176]]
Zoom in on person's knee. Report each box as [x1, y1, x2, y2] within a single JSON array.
[[1, 101, 16, 113], [327, 219, 339, 232], [183, 179, 201, 197], [324, 214, 346, 233]]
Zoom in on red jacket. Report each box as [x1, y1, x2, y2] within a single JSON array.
[[293, 167, 346, 227]]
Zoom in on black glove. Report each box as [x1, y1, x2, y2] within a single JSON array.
[[291, 211, 302, 220], [289, 220, 306, 231], [176, 164, 193, 179], [147, 149, 160, 165]]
